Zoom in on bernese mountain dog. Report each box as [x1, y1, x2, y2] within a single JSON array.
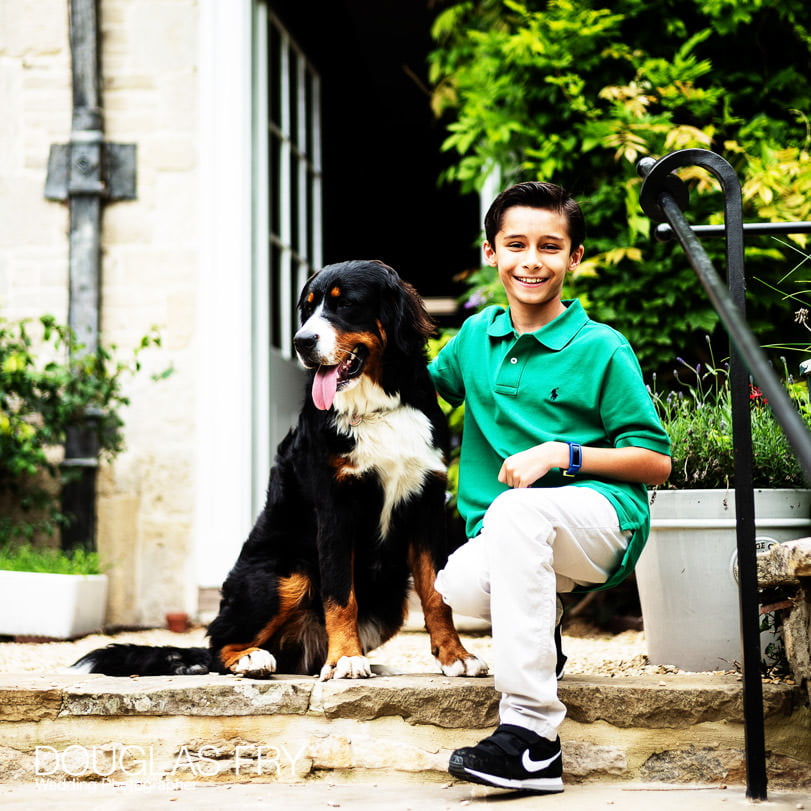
[[74, 259, 487, 680]]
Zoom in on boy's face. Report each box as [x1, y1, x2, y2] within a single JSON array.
[[483, 206, 584, 328]]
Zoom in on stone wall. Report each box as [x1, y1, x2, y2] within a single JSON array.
[[0, 0, 202, 625]]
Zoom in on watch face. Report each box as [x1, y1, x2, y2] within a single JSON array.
[[562, 442, 581, 476]]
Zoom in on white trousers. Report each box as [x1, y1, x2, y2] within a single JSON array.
[[435, 486, 630, 740]]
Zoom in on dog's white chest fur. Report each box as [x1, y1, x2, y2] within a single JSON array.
[[334, 381, 445, 537]]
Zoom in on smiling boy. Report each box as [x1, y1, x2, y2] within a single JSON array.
[[429, 181, 671, 794]]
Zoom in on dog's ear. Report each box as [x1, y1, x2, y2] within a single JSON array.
[[377, 263, 435, 355]]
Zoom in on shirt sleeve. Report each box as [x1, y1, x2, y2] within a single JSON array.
[[428, 332, 466, 408], [600, 342, 671, 455]]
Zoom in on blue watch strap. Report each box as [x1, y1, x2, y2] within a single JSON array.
[[563, 442, 582, 477]]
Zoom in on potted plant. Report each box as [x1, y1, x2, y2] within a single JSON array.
[[0, 543, 108, 638], [636, 355, 811, 671], [0, 315, 168, 638]]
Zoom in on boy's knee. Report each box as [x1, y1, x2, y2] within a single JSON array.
[[434, 558, 491, 622], [484, 488, 552, 539], [484, 488, 524, 526]]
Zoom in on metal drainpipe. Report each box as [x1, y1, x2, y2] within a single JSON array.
[[45, 0, 136, 550]]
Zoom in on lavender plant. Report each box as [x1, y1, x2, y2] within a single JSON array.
[[651, 349, 811, 490]]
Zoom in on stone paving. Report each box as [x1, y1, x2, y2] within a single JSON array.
[[3, 777, 811, 810]]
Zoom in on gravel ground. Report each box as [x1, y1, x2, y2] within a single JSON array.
[[0, 619, 734, 677]]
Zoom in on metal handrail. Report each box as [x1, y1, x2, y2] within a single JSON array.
[[637, 149, 811, 801]]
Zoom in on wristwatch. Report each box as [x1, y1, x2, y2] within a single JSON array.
[[563, 442, 582, 477]]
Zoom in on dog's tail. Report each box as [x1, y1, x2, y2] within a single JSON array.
[[70, 644, 214, 676]]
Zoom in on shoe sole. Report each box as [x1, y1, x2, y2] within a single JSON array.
[[449, 761, 564, 793]]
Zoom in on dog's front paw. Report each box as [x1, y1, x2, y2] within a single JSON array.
[[438, 654, 489, 678], [230, 648, 277, 678], [319, 655, 373, 681]]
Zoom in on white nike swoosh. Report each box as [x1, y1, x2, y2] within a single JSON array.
[[521, 748, 561, 773]]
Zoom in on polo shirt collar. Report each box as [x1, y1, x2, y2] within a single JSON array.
[[487, 299, 589, 350]]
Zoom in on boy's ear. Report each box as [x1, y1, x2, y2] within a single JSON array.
[[483, 241, 498, 267], [568, 245, 585, 270]]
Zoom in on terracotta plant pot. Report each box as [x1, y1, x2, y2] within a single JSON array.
[[165, 612, 189, 633]]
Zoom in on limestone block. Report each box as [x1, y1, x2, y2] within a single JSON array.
[[783, 596, 811, 700], [562, 740, 628, 778], [640, 744, 743, 783], [561, 676, 744, 729], [0, 685, 62, 722], [309, 676, 499, 729], [127, 3, 197, 73], [757, 538, 811, 699], [142, 135, 197, 172], [2, 3, 68, 57], [174, 735, 313, 780], [96, 493, 140, 626], [305, 732, 447, 773], [758, 537, 811, 587], [61, 675, 313, 718], [0, 747, 37, 782]]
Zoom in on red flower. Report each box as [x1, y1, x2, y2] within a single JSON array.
[[749, 385, 768, 405]]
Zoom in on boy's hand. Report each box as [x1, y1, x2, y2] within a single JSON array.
[[498, 442, 568, 488]]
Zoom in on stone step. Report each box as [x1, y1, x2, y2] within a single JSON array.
[[0, 671, 809, 789]]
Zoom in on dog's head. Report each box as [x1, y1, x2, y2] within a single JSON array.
[[293, 259, 434, 411]]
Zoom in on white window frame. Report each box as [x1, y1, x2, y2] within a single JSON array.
[[252, 5, 323, 510], [196, 0, 255, 589], [195, 1, 322, 590]]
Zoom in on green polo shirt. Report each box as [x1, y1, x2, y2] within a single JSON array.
[[429, 300, 671, 591]]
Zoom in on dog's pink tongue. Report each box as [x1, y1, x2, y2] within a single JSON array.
[[312, 365, 340, 411]]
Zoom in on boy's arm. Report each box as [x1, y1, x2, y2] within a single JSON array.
[[498, 442, 671, 489], [427, 334, 465, 407]]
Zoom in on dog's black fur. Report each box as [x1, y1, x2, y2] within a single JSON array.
[[74, 260, 486, 680]]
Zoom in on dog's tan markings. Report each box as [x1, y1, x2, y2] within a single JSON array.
[[408, 545, 474, 668], [306, 291, 314, 304], [323, 591, 364, 664], [218, 573, 312, 671], [336, 331, 381, 355], [339, 329, 384, 385], [330, 286, 342, 298], [220, 645, 264, 671], [330, 454, 357, 480]]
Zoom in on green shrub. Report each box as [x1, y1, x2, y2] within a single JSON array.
[[0, 315, 168, 544]]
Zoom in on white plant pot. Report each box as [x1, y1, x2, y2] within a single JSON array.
[[636, 488, 811, 672], [0, 571, 108, 639]]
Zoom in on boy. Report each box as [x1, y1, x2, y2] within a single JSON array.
[[429, 181, 671, 794]]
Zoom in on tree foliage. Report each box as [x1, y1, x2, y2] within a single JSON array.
[[429, 0, 811, 373]]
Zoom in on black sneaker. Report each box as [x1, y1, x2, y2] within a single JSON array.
[[555, 596, 567, 680], [449, 724, 563, 793], [555, 619, 567, 680]]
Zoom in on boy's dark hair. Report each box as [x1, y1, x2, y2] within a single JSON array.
[[484, 181, 585, 252]]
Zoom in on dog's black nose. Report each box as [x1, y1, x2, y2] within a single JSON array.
[[294, 331, 318, 355]]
